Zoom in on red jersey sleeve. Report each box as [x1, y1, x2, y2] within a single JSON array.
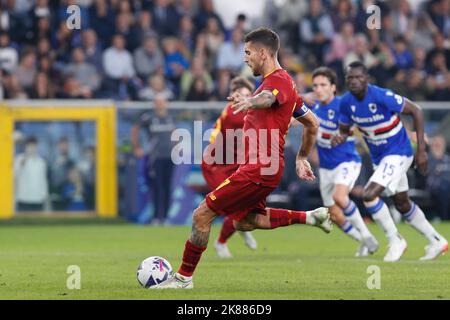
[[259, 74, 290, 106]]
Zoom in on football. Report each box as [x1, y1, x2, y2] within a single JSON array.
[[137, 256, 173, 288]]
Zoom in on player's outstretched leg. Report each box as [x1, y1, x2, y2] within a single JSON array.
[[155, 201, 217, 289], [392, 192, 448, 261], [332, 184, 379, 256], [364, 197, 407, 262], [235, 207, 332, 233]]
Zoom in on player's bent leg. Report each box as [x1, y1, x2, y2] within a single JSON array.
[[334, 184, 379, 255], [363, 183, 406, 262], [157, 201, 218, 289], [329, 204, 362, 242], [392, 192, 448, 260]]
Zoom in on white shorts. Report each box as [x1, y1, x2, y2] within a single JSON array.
[[319, 161, 361, 207], [368, 155, 413, 197]]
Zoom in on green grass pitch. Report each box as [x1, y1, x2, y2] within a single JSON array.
[[0, 218, 449, 300]]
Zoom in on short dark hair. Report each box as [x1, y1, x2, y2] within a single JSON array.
[[312, 67, 337, 86], [347, 61, 368, 74], [244, 27, 279, 55], [25, 136, 38, 145], [230, 76, 255, 92]]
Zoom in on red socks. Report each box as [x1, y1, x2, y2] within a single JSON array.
[[269, 208, 306, 229], [218, 217, 236, 244], [178, 240, 207, 277]]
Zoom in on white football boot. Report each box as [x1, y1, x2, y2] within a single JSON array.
[[239, 231, 257, 250], [355, 243, 369, 257], [307, 207, 333, 233], [355, 236, 380, 257], [214, 240, 232, 258], [383, 234, 407, 262], [152, 273, 193, 289], [420, 239, 448, 261]]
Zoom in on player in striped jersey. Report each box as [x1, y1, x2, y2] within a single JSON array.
[[302, 67, 379, 257], [333, 61, 448, 261]]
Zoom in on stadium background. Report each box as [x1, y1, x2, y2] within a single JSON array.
[[0, 0, 449, 224]]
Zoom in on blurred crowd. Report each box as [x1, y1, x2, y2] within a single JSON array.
[[14, 135, 96, 212], [0, 0, 449, 101]]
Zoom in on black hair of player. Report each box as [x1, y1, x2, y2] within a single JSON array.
[[244, 27, 280, 56], [346, 61, 368, 75], [312, 67, 338, 86]]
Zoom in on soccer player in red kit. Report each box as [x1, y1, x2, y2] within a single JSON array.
[[202, 76, 258, 258], [157, 28, 332, 289]]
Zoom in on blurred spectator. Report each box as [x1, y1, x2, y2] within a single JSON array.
[[186, 76, 212, 101], [427, 135, 450, 220], [426, 32, 450, 69], [56, 75, 93, 99], [151, 0, 180, 37], [343, 33, 378, 69], [234, 13, 251, 35], [139, 74, 174, 101], [330, 0, 356, 31], [1, 71, 27, 99], [28, 72, 55, 99], [324, 21, 355, 67], [14, 136, 49, 212], [405, 69, 429, 101], [115, 12, 140, 52], [65, 47, 101, 93], [81, 29, 103, 72], [62, 166, 87, 211], [427, 0, 450, 36], [162, 36, 189, 95], [273, 0, 307, 52], [176, 0, 198, 17], [426, 51, 450, 100], [413, 46, 428, 72], [131, 95, 176, 225], [386, 69, 408, 97], [135, 10, 157, 45], [392, 35, 413, 69], [391, 0, 414, 41], [216, 28, 245, 75], [178, 15, 195, 53], [204, 17, 225, 67], [13, 49, 36, 91], [210, 69, 231, 101], [36, 37, 53, 60], [133, 35, 164, 80], [180, 56, 213, 100], [0, 32, 18, 72], [49, 137, 75, 210], [411, 12, 439, 53], [53, 21, 74, 63], [102, 34, 136, 97], [300, 0, 334, 65], [194, 0, 225, 34], [88, 0, 116, 48], [77, 145, 96, 210]]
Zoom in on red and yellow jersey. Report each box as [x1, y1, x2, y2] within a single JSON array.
[[238, 68, 301, 187]]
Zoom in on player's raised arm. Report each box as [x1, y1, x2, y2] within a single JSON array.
[[401, 98, 428, 175], [293, 98, 319, 181], [228, 89, 276, 114]]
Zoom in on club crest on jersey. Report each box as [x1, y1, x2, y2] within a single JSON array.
[[328, 109, 335, 119], [369, 103, 377, 113], [351, 105, 356, 113]]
